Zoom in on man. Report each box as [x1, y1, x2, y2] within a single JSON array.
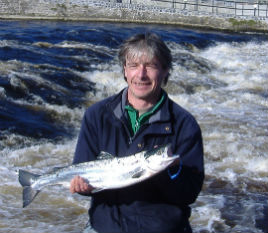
[[70, 33, 204, 233]]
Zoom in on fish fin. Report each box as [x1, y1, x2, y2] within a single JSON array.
[[132, 169, 146, 178], [18, 169, 40, 187], [97, 151, 115, 160], [18, 170, 41, 208], [22, 186, 40, 208], [51, 166, 65, 172]]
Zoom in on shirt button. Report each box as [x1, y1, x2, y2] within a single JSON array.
[[137, 143, 142, 148], [165, 126, 170, 131]]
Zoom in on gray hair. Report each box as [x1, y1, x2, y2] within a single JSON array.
[[118, 33, 172, 85]]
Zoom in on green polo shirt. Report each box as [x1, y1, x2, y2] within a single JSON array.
[[125, 93, 166, 136]]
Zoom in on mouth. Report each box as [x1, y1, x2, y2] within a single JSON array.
[[133, 81, 151, 86]]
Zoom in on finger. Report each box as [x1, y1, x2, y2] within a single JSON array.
[[81, 178, 93, 193], [76, 176, 84, 192], [76, 176, 90, 193], [81, 182, 89, 192], [70, 176, 81, 193], [70, 176, 93, 194]]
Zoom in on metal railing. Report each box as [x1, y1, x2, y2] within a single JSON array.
[[2, 0, 266, 19], [152, 0, 268, 18]]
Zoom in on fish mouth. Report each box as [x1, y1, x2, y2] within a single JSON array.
[[146, 155, 180, 172], [161, 154, 180, 163]]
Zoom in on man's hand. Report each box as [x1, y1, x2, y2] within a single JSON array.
[[70, 176, 94, 195]]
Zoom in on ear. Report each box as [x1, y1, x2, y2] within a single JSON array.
[[124, 65, 127, 77], [162, 69, 169, 85]]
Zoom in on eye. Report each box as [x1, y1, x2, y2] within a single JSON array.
[[146, 63, 159, 70], [127, 63, 138, 68]]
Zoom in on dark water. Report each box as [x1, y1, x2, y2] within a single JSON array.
[[0, 20, 267, 233]]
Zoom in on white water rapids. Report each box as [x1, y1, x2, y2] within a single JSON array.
[[0, 21, 267, 232]]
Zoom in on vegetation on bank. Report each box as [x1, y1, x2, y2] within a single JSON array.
[[229, 18, 258, 27], [228, 18, 267, 32]]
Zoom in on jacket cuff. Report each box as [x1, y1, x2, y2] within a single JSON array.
[[168, 160, 182, 180]]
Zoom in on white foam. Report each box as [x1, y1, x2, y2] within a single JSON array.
[[2, 139, 77, 171], [246, 157, 268, 175], [81, 65, 127, 101], [191, 195, 228, 232], [0, 86, 6, 97]]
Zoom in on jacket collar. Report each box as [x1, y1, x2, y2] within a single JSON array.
[[111, 88, 170, 123]]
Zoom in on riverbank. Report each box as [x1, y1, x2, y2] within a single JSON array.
[[0, 0, 267, 33]]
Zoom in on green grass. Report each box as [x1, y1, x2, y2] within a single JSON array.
[[229, 18, 258, 27]]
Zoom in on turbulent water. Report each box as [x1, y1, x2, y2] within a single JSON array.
[[0, 20, 267, 233]]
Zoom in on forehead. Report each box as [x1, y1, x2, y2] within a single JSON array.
[[126, 47, 155, 61], [125, 48, 159, 64]]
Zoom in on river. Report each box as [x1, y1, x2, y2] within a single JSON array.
[[0, 20, 267, 233]]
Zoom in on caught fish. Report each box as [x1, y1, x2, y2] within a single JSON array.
[[18, 144, 179, 208]]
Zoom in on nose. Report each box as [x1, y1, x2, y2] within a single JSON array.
[[137, 65, 147, 78]]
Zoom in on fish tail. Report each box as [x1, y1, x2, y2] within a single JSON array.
[[18, 169, 40, 208], [22, 186, 40, 208]]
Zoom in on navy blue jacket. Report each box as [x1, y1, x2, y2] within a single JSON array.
[[73, 88, 204, 233]]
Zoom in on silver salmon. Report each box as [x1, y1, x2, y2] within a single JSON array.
[[18, 144, 179, 208]]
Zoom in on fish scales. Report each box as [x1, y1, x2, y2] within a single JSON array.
[[18, 144, 179, 208]]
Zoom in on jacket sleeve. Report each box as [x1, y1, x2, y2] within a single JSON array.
[[73, 107, 99, 164], [154, 116, 204, 206]]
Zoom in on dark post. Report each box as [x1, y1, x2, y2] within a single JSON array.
[[258, 1, 260, 17], [183, 0, 187, 10], [235, 1, 237, 16], [254, 3, 257, 16], [267, 1, 268, 17]]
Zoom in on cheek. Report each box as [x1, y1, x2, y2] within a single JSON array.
[[124, 68, 134, 80], [125, 71, 132, 84]]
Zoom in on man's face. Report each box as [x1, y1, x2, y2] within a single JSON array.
[[124, 54, 168, 104]]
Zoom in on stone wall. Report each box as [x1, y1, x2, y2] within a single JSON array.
[[0, 0, 267, 32], [0, 0, 20, 14]]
